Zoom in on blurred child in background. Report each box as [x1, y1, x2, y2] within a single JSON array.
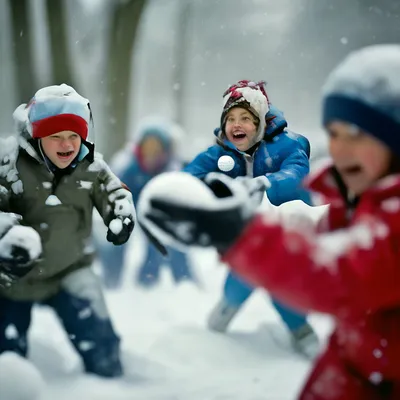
[[96, 117, 195, 289]]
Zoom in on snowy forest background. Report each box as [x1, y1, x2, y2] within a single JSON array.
[[0, 2, 400, 399], [1, 0, 399, 162]]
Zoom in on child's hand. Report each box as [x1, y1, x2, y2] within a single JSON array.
[[106, 217, 135, 246], [234, 176, 270, 205], [139, 172, 257, 253], [0, 225, 42, 288]]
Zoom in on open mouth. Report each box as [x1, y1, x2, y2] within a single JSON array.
[[232, 132, 246, 140], [57, 151, 74, 158]]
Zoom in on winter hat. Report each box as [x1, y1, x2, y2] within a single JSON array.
[[26, 84, 91, 140], [221, 80, 270, 141], [138, 124, 173, 152], [133, 116, 185, 155], [132, 117, 182, 173], [322, 44, 400, 156]]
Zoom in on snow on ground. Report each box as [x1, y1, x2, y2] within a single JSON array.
[[1, 241, 332, 400], [0, 203, 332, 400], [0, 352, 45, 400]]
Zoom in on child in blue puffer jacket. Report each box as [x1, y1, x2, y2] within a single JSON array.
[[183, 80, 318, 358], [96, 118, 195, 288]]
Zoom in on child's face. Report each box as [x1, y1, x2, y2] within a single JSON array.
[[40, 130, 81, 169], [328, 121, 392, 195], [140, 136, 168, 170], [224, 107, 258, 151]]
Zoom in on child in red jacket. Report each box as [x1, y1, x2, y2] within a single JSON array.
[[139, 44, 400, 399]]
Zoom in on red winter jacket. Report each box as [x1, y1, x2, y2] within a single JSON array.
[[223, 165, 400, 386]]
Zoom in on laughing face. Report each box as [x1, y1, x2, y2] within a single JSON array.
[[328, 121, 392, 195], [224, 107, 258, 151], [40, 130, 82, 169]]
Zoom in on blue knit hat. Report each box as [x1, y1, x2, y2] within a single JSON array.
[[26, 84, 91, 140], [322, 44, 400, 155]]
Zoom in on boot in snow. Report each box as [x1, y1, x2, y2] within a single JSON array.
[[207, 299, 240, 333]]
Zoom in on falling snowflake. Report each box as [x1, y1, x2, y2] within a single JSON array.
[[369, 372, 383, 385]]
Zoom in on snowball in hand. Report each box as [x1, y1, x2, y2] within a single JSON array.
[[0, 225, 42, 261], [137, 172, 219, 250], [0, 352, 45, 400], [109, 218, 123, 235]]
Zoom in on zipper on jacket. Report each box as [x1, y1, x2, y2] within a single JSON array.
[[243, 153, 254, 177], [242, 145, 261, 177]]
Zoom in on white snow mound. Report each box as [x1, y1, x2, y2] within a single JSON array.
[[0, 352, 45, 400]]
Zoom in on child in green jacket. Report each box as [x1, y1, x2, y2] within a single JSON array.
[[0, 84, 135, 377]]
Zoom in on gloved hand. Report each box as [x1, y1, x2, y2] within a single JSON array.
[[0, 247, 35, 285], [0, 225, 42, 288], [106, 216, 135, 246], [234, 176, 270, 205], [139, 173, 269, 254]]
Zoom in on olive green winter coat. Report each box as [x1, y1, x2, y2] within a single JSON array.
[[0, 137, 134, 301]]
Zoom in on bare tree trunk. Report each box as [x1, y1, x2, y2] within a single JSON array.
[[104, 0, 147, 160], [9, 0, 36, 103], [45, 0, 76, 87], [173, 0, 192, 128]]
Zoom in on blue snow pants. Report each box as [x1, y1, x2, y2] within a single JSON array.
[[136, 242, 194, 286], [224, 271, 308, 332], [98, 238, 194, 288], [0, 267, 122, 377]]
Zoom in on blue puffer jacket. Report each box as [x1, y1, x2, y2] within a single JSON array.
[[183, 106, 311, 206]]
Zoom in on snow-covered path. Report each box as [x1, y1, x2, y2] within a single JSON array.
[[7, 247, 332, 400]]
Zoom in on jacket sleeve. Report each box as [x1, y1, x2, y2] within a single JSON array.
[[117, 161, 143, 205], [222, 212, 400, 316], [266, 137, 311, 206], [0, 139, 26, 245], [0, 136, 22, 213], [91, 156, 135, 227], [183, 146, 220, 178], [0, 183, 11, 213]]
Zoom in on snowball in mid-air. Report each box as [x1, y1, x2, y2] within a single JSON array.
[[0, 352, 45, 400], [217, 155, 235, 172]]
